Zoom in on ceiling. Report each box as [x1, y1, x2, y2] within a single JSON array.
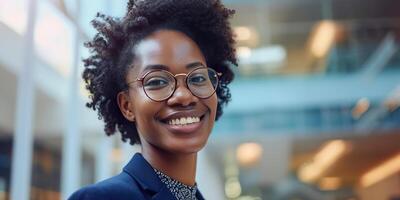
[[226, 0, 400, 76]]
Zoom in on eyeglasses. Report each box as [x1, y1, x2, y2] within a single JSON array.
[[127, 67, 222, 102]]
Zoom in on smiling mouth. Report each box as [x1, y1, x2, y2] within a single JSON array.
[[159, 114, 206, 134], [160, 115, 205, 126]]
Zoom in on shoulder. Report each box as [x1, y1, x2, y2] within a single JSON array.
[[68, 172, 145, 200], [68, 184, 106, 200]]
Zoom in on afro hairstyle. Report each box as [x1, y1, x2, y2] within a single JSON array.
[[83, 0, 238, 145]]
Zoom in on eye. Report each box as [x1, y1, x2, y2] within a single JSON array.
[[189, 74, 208, 85], [144, 77, 170, 89]]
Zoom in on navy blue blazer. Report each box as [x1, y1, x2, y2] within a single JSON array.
[[68, 153, 205, 200]]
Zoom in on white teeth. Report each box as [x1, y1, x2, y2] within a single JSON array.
[[167, 116, 200, 126], [181, 118, 186, 124]]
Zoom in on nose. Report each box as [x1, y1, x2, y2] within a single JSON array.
[[167, 78, 198, 107]]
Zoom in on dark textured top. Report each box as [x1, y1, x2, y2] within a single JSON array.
[[154, 169, 198, 200]]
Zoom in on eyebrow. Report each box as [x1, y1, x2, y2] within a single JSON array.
[[142, 61, 205, 72]]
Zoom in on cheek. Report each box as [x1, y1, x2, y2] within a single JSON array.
[[208, 94, 218, 118], [131, 91, 160, 126], [136, 100, 159, 120], [133, 100, 162, 141], [212, 94, 218, 108]]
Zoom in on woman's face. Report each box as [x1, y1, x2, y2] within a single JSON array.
[[119, 29, 218, 154]]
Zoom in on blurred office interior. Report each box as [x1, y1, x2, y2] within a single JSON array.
[[0, 0, 400, 199]]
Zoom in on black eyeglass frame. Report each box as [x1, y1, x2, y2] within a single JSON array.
[[126, 67, 222, 102]]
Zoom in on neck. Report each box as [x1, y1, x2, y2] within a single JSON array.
[[141, 143, 197, 186]]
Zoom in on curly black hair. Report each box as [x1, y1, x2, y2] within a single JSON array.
[[83, 0, 238, 145]]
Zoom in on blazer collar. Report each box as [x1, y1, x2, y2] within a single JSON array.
[[123, 153, 205, 200]]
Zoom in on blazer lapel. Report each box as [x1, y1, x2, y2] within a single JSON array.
[[123, 153, 176, 200], [196, 190, 205, 200]]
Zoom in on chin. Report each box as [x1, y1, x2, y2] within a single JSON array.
[[167, 138, 208, 155]]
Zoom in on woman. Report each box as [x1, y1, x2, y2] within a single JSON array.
[[69, 0, 237, 199]]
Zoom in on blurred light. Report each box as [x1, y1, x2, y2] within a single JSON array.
[[384, 99, 400, 112], [225, 177, 241, 199], [34, 1, 74, 77], [0, 0, 27, 34], [234, 26, 252, 41], [299, 140, 348, 183], [352, 98, 370, 119], [237, 46, 252, 59], [310, 20, 337, 58], [110, 148, 123, 163], [236, 142, 263, 167], [319, 177, 342, 190], [384, 85, 400, 112], [360, 153, 400, 188], [238, 45, 287, 68]]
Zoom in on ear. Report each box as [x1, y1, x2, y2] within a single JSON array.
[[117, 91, 135, 122]]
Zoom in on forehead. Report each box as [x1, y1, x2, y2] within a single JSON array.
[[130, 30, 206, 75]]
